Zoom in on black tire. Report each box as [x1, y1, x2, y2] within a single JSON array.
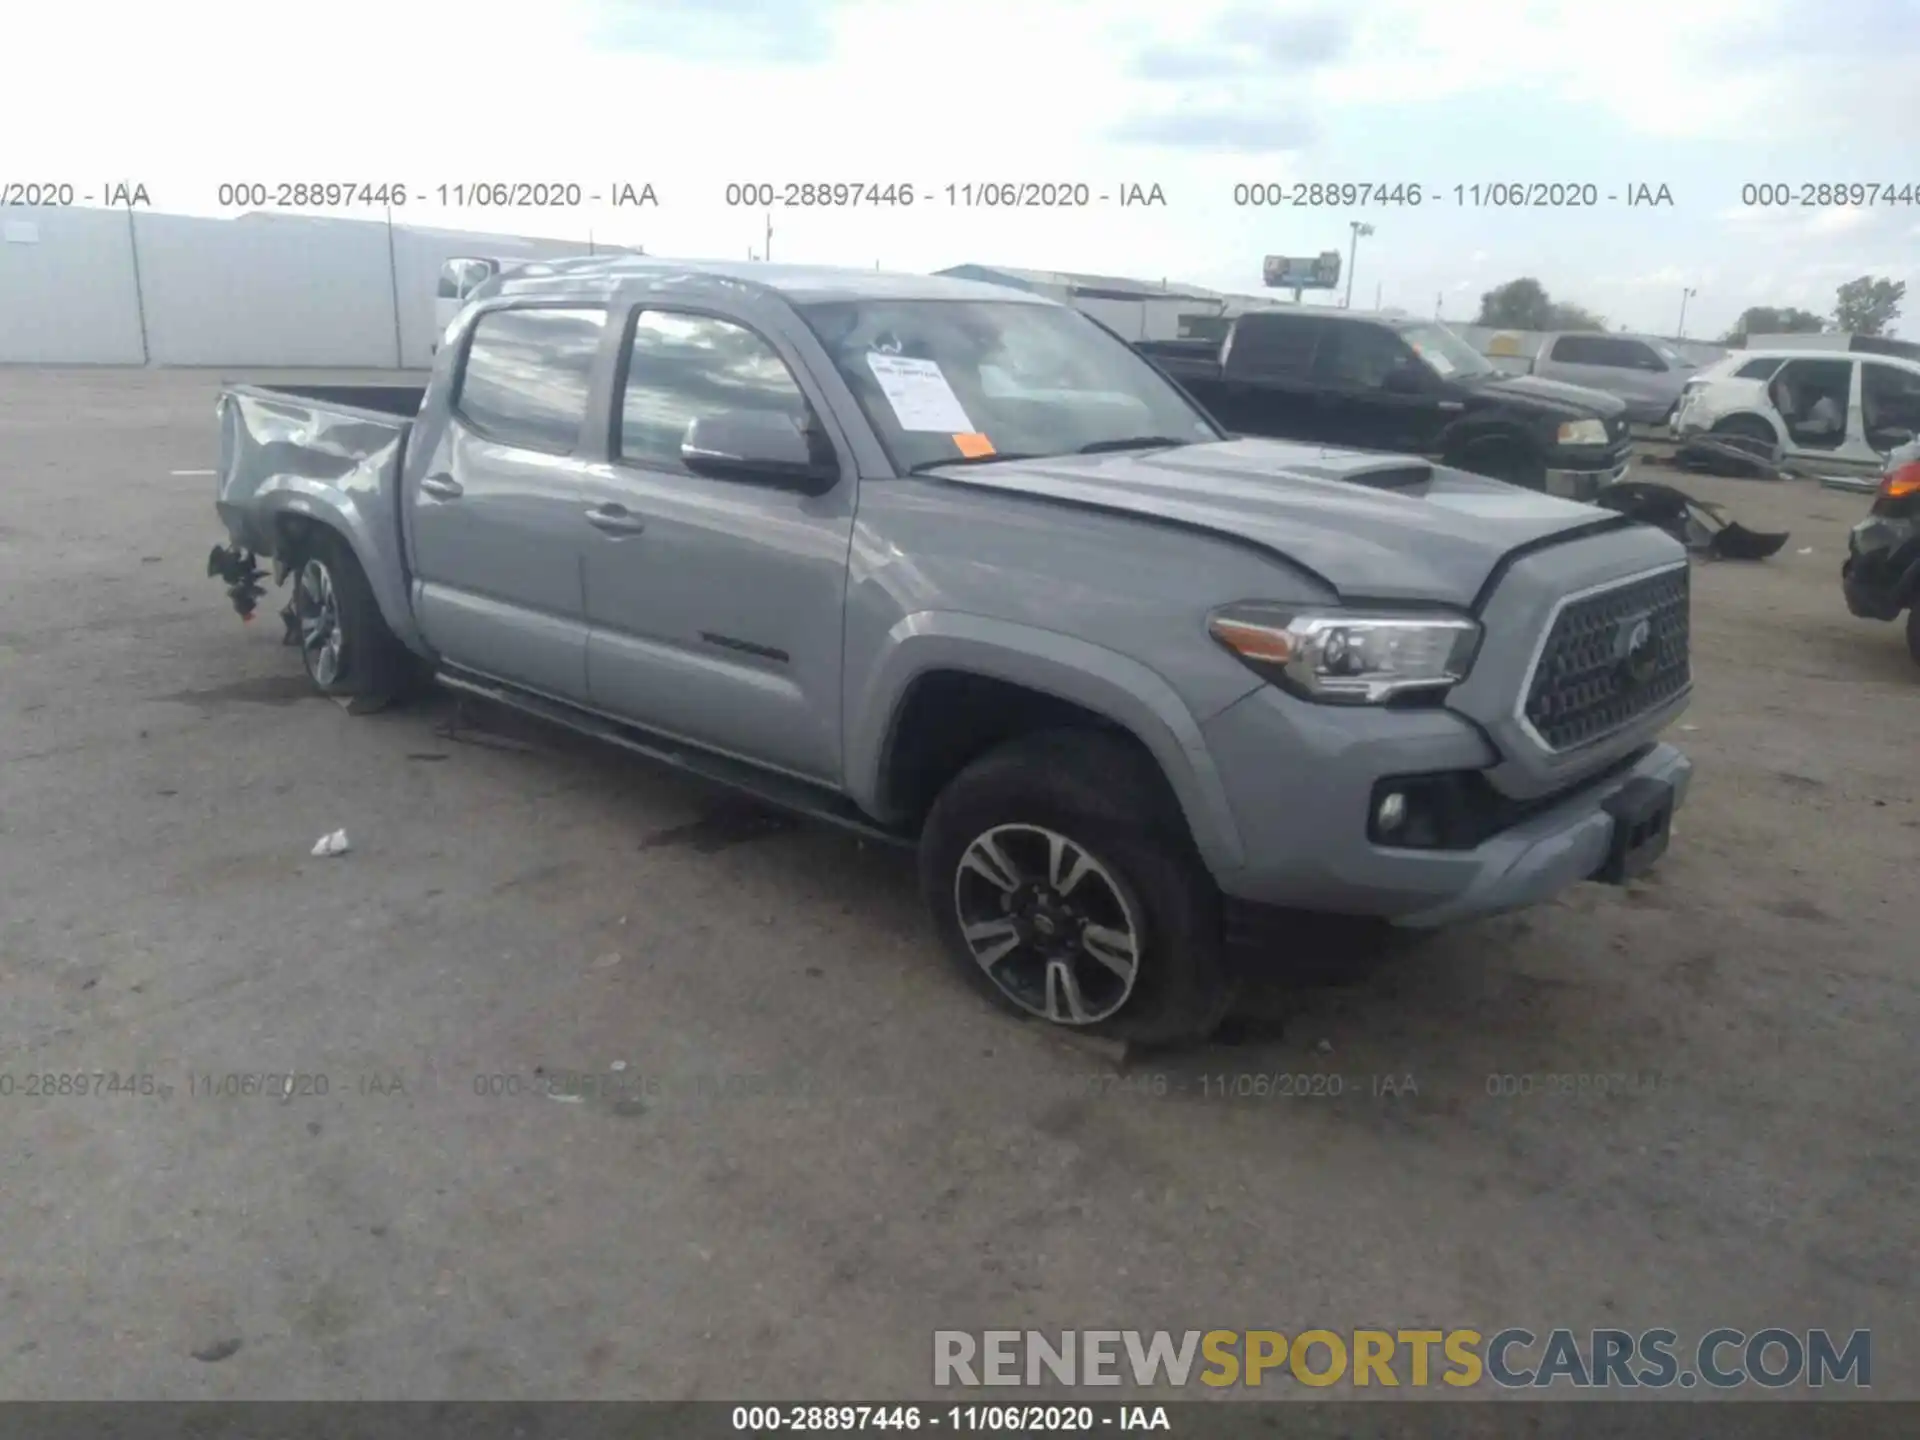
[[1458, 438, 1545, 491], [287, 530, 412, 713], [918, 729, 1234, 1046], [1906, 606, 1920, 666], [1708, 414, 1779, 473]]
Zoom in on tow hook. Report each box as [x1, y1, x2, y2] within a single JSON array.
[[206, 544, 266, 622]]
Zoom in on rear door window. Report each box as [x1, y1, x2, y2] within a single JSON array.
[[454, 306, 608, 454], [1226, 314, 1324, 377], [1312, 323, 1415, 390], [1549, 334, 1608, 364]]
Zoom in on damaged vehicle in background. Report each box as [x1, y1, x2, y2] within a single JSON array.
[[204, 256, 1694, 1044], [1671, 349, 1920, 477], [1136, 308, 1635, 502], [1842, 434, 1920, 666]]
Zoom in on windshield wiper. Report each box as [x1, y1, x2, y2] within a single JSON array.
[[1076, 435, 1194, 454], [907, 452, 1038, 475]]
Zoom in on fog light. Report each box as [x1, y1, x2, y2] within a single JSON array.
[[1376, 791, 1407, 833]]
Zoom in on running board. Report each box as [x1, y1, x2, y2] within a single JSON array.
[[436, 669, 916, 848]]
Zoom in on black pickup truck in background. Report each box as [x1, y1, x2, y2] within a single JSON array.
[[1136, 308, 1635, 500]]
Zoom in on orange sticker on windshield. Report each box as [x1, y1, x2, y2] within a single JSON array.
[[953, 432, 996, 458]]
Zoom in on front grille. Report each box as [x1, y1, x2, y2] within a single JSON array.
[[1522, 566, 1690, 752]]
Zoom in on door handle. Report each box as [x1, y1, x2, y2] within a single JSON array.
[[585, 504, 648, 536], [420, 473, 464, 499]]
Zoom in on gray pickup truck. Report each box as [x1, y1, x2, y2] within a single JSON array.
[[207, 256, 1694, 1043]]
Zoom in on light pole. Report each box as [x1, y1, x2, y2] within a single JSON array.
[[1343, 221, 1375, 309], [1677, 286, 1697, 338]]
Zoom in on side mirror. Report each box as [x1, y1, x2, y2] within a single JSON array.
[[682, 410, 839, 494]]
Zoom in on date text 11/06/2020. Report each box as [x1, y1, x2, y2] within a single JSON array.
[[1229, 181, 1675, 208], [210, 182, 659, 210], [730, 1405, 1171, 1432], [721, 183, 1168, 208]]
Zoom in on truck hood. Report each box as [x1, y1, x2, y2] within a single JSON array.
[[1473, 371, 1630, 419], [929, 438, 1626, 607]]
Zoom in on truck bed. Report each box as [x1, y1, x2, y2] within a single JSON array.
[[213, 382, 422, 612]]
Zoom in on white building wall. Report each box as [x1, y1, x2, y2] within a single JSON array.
[[0, 208, 148, 363], [0, 207, 606, 366]]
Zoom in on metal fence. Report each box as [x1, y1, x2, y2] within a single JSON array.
[[0, 207, 607, 368]]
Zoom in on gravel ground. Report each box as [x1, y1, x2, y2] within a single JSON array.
[[1, 368, 1915, 1402]]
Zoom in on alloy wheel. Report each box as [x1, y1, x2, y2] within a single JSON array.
[[295, 558, 345, 688], [951, 823, 1143, 1025]]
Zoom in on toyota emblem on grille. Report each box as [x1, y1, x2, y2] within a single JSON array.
[[1614, 613, 1658, 687]]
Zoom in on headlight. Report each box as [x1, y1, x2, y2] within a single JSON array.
[[1208, 604, 1482, 704], [1557, 418, 1608, 446]]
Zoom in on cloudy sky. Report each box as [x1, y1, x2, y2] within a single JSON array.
[[8, 0, 1918, 337]]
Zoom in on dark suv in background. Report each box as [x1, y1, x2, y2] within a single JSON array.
[[1138, 309, 1634, 501]]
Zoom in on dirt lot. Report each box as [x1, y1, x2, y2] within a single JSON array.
[[2, 368, 1916, 1401]]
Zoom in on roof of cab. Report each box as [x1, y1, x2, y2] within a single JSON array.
[[481, 255, 1059, 307]]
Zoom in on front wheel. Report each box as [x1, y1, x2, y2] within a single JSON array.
[[1457, 439, 1545, 491], [1707, 415, 1780, 473], [919, 730, 1234, 1045]]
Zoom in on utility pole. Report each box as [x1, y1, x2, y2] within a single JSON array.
[[1677, 286, 1698, 338], [765, 210, 773, 262], [383, 202, 403, 368], [1343, 221, 1375, 309], [1374, 281, 1382, 310], [1435, 291, 1443, 319]]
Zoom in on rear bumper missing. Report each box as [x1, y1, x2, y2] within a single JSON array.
[[207, 542, 267, 620]]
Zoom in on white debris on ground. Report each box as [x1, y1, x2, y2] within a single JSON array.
[[309, 829, 351, 857]]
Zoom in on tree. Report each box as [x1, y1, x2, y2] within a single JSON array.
[[1833, 276, 1905, 336], [1544, 301, 1608, 331], [1721, 306, 1827, 343], [1475, 277, 1605, 331]]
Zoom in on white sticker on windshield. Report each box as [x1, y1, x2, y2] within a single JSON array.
[[865, 353, 975, 433]]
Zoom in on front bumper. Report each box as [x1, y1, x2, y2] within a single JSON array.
[[1200, 683, 1691, 927], [1842, 514, 1920, 620], [1389, 743, 1691, 928], [1543, 452, 1633, 502]]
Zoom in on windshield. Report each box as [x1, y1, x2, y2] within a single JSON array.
[[1396, 322, 1495, 380], [796, 298, 1222, 472]]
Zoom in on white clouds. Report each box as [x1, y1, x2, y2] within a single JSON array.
[[1807, 207, 1875, 235], [3, 0, 1915, 335]]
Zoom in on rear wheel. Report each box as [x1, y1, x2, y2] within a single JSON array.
[[289, 531, 411, 713], [919, 730, 1234, 1046]]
